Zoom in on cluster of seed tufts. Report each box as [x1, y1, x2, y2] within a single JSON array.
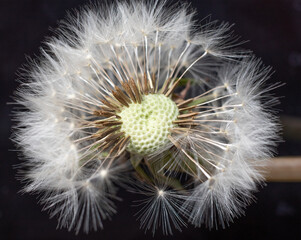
[[118, 94, 179, 155]]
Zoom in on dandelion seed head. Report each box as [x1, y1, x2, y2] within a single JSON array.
[[12, 0, 279, 235]]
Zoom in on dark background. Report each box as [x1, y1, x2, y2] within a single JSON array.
[[1, 0, 301, 239]]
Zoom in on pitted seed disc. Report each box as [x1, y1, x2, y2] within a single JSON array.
[[118, 94, 179, 155]]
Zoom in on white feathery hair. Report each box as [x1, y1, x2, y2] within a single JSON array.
[[131, 178, 189, 236], [12, 0, 279, 235]]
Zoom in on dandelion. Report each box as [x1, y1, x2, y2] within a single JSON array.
[[12, 0, 278, 235]]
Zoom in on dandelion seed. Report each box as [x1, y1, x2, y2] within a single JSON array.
[[12, 0, 279, 235], [158, 189, 165, 197]]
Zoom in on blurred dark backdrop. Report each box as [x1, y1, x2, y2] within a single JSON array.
[[1, 0, 301, 239]]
